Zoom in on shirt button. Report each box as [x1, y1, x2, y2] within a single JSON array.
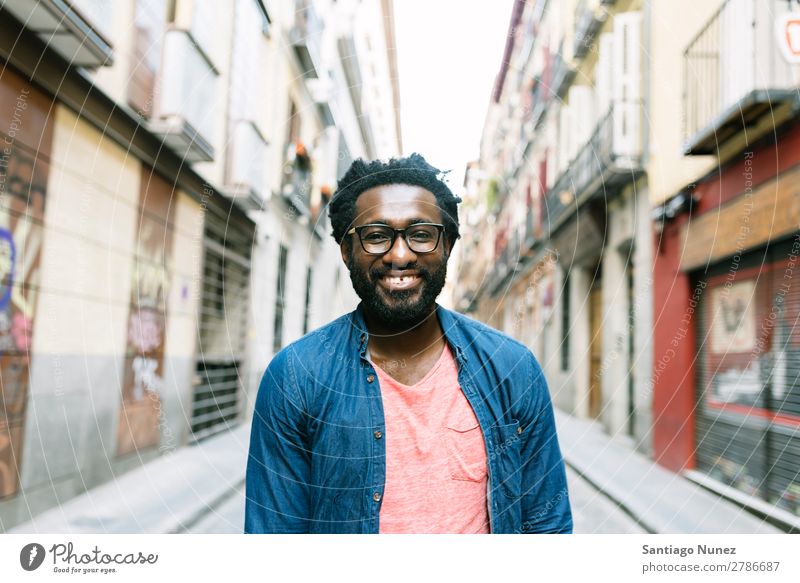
[[374, 430, 382, 439], [367, 374, 375, 383], [373, 492, 382, 502], [517, 426, 523, 434]]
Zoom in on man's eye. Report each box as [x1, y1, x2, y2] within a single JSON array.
[[363, 232, 390, 241], [408, 231, 433, 241]]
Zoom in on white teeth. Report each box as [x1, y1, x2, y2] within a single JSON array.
[[384, 275, 416, 286]]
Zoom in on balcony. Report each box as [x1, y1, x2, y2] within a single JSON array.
[[281, 171, 312, 217], [545, 101, 645, 233], [224, 121, 268, 211], [290, 0, 322, 78], [488, 231, 523, 297], [683, 0, 800, 155], [573, 0, 610, 60], [551, 50, 577, 101], [150, 29, 217, 162], [522, 203, 543, 255], [281, 142, 313, 215], [530, 76, 548, 130], [1, 0, 113, 67]]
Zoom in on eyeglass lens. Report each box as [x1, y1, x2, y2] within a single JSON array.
[[360, 225, 440, 253]]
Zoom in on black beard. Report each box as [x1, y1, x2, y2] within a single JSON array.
[[348, 253, 448, 330]]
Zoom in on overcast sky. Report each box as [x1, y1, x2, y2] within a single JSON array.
[[394, 1, 514, 192]]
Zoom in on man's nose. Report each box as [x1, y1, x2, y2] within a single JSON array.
[[382, 233, 417, 268]]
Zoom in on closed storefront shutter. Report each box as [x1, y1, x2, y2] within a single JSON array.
[[695, 237, 800, 517], [191, 203, 253, 442]]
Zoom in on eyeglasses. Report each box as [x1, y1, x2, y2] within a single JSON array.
[[347, 223, 445, 255]]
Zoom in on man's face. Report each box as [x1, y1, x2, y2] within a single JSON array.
[[341, 184, 451, 329]]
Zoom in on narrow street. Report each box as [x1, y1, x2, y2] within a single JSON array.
[[567, 468, 646, 534], [188, 487, 246, 534], [10, 414, 782, 535]]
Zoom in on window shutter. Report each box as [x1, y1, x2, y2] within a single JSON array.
[[612, 11, 642, 158], [558, 105, 572, 174], [546, 121, 557, 189], [569, 85, 595, 155], [596, 32, 614, 117]]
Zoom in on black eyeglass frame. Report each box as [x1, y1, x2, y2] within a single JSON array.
[[346, 222, 445, 255]]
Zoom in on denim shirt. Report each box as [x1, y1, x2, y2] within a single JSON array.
[[245, 303, 573, 534]]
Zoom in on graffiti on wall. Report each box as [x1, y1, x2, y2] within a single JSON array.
[[0, 69, 52, 498], [116, 168, 175, 457]]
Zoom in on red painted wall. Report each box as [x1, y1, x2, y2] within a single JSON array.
[[652, 216, 697, 472], [693, 119, 800, 216], [651, 119, 800, 472]]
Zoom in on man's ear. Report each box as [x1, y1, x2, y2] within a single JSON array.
[[340, 240, 352, 268], [443, 237, 454, 261]]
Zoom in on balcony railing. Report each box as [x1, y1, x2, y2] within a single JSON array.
[[522, 205, 536, 254], [683, 0, 800, 155], [551, 51, 577, 101], [488, 230, 523, 297], [573, 0, 608, 60], [150, 29, 217, 162], [530, 76, 548, 130], [281, 142, 313, 218], [545, 101, 645, 233], [282, 169, 311, 208]]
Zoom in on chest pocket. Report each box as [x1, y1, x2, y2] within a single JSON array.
[[444, 421, 488, 482]]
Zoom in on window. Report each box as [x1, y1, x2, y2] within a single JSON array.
[[191, 0, 221, 66], [273, 246, 288, 353], [128, 0, 166, 116]]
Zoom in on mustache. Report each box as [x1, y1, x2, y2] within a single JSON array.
[[369, 266, 431, 279]]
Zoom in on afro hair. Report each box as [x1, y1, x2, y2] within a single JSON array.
[[328, 153, 462, 249]]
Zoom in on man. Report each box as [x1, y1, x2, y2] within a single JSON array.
[[245, 154, 572, 534]]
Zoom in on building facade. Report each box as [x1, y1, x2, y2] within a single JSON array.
[[652, 0, 800, 522], [0, 0, 401, 531], [457, 0, 799, 528]]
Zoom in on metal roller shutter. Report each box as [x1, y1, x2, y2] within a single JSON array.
[[695, 237, 800, 516], [190, 203, 254, 443]]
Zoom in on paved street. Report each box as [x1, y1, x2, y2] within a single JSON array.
[[567, 467, 646, 534], [13, 416, 782, 535], [189, 486, 246, 534]]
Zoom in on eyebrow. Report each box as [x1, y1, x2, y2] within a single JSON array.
[[361, 218, 437, 227]]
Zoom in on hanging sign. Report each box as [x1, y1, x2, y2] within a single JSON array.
[[776, 12, 800, 63]]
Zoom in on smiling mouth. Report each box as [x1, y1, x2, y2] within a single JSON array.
[[378, 273, 422, 291]]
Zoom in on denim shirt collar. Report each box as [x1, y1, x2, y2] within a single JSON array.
[[350, 302, 469, 364]]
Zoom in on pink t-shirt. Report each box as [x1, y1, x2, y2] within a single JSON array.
[[374, 343, 490, 534]]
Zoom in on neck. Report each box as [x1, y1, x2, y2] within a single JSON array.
[[363, 304, 445, 359]]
